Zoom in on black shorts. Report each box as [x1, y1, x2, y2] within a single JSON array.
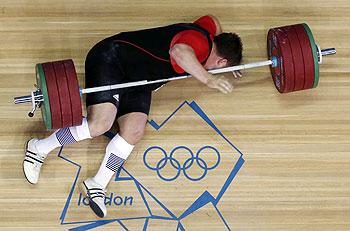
[[85, 38, 152, 118]]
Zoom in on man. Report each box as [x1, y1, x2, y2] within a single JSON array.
[[23, 15, 243, 218]]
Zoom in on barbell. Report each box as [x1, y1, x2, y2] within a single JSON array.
[[14, 23, 336, 130]]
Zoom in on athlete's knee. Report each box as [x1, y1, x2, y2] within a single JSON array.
[[119, 124, 146, 145], [87, 117, 114, 138], [131, 126, 146, 143], [86, 103, 117, 138]]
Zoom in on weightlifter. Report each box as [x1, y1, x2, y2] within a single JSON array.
[[23, 15, 243, 218]]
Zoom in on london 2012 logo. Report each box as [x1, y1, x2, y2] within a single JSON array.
[[58, 101, 245, 230]]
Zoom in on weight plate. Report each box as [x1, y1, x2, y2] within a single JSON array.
[[42, 62, 62, 129], [63, 59, 82, 126], [268, 28, 295, 93], [267, 30, 284, 92], [53, 61, 73, 128], [283, 25, 305, 92], [294, 24, 315, 90], [36, 64, 52, 130], [303, 23, 319, 88]]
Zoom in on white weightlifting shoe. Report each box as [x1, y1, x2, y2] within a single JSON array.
[[80, 178, 107, 218], [23, 138, 47, 184]]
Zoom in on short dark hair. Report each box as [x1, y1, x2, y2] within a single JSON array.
[[214, 32, 243, 66]]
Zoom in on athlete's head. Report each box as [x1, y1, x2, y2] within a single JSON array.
[[204, 32, 243, 70]]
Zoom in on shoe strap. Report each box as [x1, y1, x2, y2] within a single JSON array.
[[88, 188, 106, 196], [25, 153, 44, 164], [26, 148, 46, 159]]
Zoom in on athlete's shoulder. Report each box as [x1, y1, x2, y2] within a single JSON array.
[[194, 15, 222, 36]]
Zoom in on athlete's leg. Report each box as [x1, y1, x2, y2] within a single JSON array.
[[82, 90, 151, 218], [92, 89, 151, 188], [93, 112, 147, 186], [82, 112, 147, 218], [23, 102, 117, 184]]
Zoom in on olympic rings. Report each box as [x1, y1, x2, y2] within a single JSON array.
[[143, 145, 221, 182], [169, 146, 194, 171]]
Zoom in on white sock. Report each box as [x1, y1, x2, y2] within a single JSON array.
[[93, 134, 134, 189], [35, 117, 92, 155]]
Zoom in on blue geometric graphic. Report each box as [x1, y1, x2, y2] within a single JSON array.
[[58, 100, 245, 230]]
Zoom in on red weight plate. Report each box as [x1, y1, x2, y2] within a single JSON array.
[[63, 59, 83, 126], [42, 62, 62, 129], [274, 29, 295, 93], [282, 25, 305, 92], [293, 24, 315, 90], [53, 61, 73, 128], [267, 30, 284, 92]]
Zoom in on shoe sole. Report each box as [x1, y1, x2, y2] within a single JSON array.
[[79, 181, 106, 218], [22, 139, 35, 185]]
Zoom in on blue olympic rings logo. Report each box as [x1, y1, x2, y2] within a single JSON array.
[[143, 146, 220, 182]]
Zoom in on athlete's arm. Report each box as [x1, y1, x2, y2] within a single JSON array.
[[169, 43, 233, 93], [169, 44, 209, 83]]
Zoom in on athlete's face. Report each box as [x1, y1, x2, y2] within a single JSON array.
[[203, 44, 228, 70]]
